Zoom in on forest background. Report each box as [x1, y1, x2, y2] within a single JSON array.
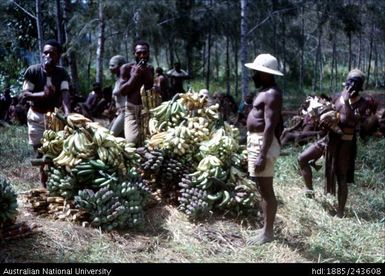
[[0, 0, 384, 263], [0, 0, 384, 102]]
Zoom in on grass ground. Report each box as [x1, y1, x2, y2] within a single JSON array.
[[0, 123, 384, 263]]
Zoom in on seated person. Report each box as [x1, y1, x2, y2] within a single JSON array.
[[80, 82, 107, 119]]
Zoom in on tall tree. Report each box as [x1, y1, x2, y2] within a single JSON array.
[[240, 0, 249, 99], [96, 0, 105, 86]]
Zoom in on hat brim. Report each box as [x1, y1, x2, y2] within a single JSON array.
[[245, 63, 284, 76]]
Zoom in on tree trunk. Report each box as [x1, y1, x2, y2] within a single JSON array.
[[240, 0, 249, 100], [299, 2, 305, 93], [281, 15, 286, 92], [225, 35, 231, 96], [55, 0, 65, 66], [366, 30, 373, 89], [234, 40, 239, 97], [36, 0, 44, 62], [348, 33, 352, 71], [96, 0, 105, 86], [63, 0, 80, 94], [205, 29, 212, 90]]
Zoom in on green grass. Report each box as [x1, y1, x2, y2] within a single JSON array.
[[0, 125, 384, 263]]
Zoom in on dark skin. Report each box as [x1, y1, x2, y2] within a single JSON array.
[[298, 139, 325, 194], [22, 45, 70, 115], [118, 44, 154, 105], [22, 44, 71, 188], [332, 75, 371, 217], [246, 70, 282, 244]]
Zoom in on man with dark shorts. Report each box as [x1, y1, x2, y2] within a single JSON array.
[[245, 54, 284, 244], [117, 41, 154, 146], [326, 69, 374, 218], [21, 40, 71, 187]]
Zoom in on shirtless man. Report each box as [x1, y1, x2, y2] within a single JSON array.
[[108, 55, 127, 137], [118, 41, 154, 146], [245, 54, 284, 244]]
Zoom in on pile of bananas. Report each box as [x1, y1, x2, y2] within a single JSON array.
[[143, 90, 259, 219], [38, 112, 149, 231], [75, 171, 149, 230], [0, 176, 18, 227]]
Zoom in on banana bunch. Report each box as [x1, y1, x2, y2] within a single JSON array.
[[199, 128, 238, 161], [147, 131, 167, 150], [197, 155, 222, 172], [178, 186, 210, 218], [141, 149, 164, 173], [70, 159, 111, 188], [0, 176, 18, 226], [150, 96, 186, 125], [228, 166, 258, 209], [197, 103, 220, 121], [179, 90, 208, 110], [75, 187, 128, 231], [39, 130, 64, 157], [45, 108, 65, 131], [52, 130, 92, 167], [92, 170, 118, 190], [66, 113, 92, 129], [232, 181, 258, 209], [230, 150, 248, 171], [186, 117, 211, 143], [122, 143, 141, 169], [179, 164, 227, 191], [163, 125, 195, 156], [75, 184, 145, 231], [46, 167, 77, 199]]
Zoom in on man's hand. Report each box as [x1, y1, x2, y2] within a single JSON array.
[[21, 91, 33, 100], [254, 155, 267, 172], [341, 87, 351, 103]]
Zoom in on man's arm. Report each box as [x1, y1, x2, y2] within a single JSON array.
[[254, 91, 281, 172], [260, 92, 281, 158], [338, 89, 359, 126], [61, 89, 70, 115], [21, 80, 53, 102], [118, 64, 154, 95]]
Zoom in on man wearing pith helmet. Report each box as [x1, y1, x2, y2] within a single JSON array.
[[244, 53, 284, 245]]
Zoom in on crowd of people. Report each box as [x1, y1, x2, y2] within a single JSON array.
[[1, 38, 384, 246]]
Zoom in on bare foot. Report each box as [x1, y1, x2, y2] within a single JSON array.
[[304, 189, 315, 199], [247, 232, 274, 245]]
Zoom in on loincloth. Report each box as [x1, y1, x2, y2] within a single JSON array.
[[247, 132, 281, 177]]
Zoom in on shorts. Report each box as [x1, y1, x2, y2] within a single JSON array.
[[109, 109, 125, 137], [124, 105, 143, 145], [27, 108, 45, 146], [247, 132, 281, 177]]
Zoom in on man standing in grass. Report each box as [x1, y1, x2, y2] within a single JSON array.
[[21, 40, 71, 187], [325, 69, 374, 218], [245, 54, 284, 244]]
